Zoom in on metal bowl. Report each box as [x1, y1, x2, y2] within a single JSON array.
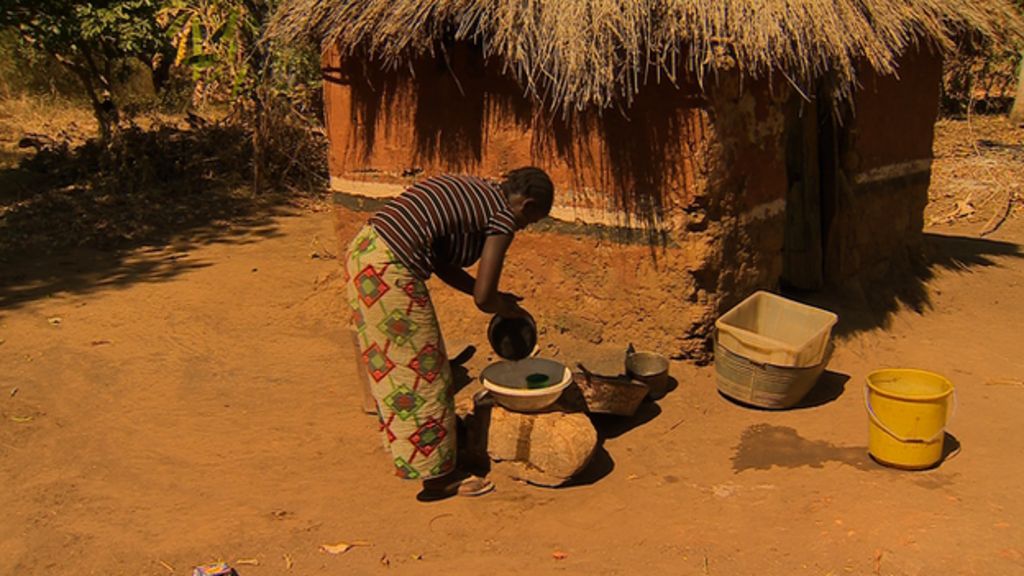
[[626, 350, 670, 400], [487, 313, 538, 360]]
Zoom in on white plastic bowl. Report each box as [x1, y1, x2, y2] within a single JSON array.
[[480, 358, 572, 413]]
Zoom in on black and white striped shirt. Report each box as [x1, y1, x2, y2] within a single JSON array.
[[370, 175, 518, 280]]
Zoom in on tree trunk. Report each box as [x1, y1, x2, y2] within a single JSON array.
[[1011, 51, 1024, 124], [67, 64, 115, 142], [77, 45, 120, 142]]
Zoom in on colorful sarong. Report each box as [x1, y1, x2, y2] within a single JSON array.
[[344, 225, 456, 480]]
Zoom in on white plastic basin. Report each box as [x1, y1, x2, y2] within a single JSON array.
[[480, 358, 572, 413]]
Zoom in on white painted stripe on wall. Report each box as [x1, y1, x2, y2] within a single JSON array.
[[331, 176, 633, 227], [854, 159, 932, 185], [740, 198, 786, 224], [330, 176, 787, 228], [330, 175, 405, 197]]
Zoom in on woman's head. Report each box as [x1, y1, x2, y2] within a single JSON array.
[[500, 166, 554, 229]]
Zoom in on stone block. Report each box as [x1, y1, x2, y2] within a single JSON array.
[[486, 406, 597, 487]]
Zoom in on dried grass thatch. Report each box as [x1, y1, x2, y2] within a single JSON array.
[[267, 0, 1024, 112]]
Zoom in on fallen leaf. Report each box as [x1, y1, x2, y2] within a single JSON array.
[[48, 317, 62, 326], [627, 474, 639, 480], [283, 554, 293, 570], [235, 558, 259, 566], [379, 553, 390, 568], [552, 551, 568, 560], [10, 387, 18, 398], [953, 199, 976, 218], [320, 541, 370, 555], [10, 416, 33, 423], [410, 554, 424, 561], [91, 340, 112, 346]]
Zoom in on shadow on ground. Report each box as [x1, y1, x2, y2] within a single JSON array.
[[0, 121, 322, 311], [590, 400, 663, 439], [786, 233, 1023, 337]]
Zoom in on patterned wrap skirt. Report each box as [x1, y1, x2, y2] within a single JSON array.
[[344, 225, 456, 480]]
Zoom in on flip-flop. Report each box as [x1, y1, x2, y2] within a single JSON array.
[[457, 475, 495, 497], [416, 475, 495, 502]]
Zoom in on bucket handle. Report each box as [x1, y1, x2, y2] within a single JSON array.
[[864, 386, 957, 444]]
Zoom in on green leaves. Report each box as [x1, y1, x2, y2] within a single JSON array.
[[160, 1, 258, 98], [0, 0, 170, 138]]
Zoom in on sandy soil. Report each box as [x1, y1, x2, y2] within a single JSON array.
[[2, 114, 1024, 575]]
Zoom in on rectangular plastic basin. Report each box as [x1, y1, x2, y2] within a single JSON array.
[[715, 291, 838, 368]]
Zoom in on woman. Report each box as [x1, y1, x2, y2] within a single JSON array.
[[344, 167, 554, 501]]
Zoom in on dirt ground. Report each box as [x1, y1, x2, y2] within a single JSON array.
[[2, 107, 1024, 575]]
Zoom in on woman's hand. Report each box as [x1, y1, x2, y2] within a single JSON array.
[[495, 292, 528, 318]]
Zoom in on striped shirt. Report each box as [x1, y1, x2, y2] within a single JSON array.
[[370, 175, 518, 280]]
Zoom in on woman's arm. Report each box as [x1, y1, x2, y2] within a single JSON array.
[[474, 234, 525, 317], [434, 262, 476, 296]]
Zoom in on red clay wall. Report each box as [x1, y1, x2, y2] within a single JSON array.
[[324, 45, 793, 360], [829, 49, 943, 280]]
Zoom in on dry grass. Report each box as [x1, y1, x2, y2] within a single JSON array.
[[0, 96, 97, 168], [267, 0, 1024, 113], [928, 115, 1024, 234], [0, 96, 327, 261]]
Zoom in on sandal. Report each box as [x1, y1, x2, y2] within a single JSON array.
[[416, 475, 495, 502]]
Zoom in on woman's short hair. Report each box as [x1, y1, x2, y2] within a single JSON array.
[[502, 166, 554, 216]]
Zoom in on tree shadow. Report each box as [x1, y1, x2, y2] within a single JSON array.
[[784, 232, 1023, 337], [0, 120, 317, 312]]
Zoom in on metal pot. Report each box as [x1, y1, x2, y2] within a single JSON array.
[[625, 344, 670, 400]]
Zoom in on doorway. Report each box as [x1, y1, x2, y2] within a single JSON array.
[[782, 93, 841, 290]]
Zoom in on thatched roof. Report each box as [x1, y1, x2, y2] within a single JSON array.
[[268, 1, 1024, 112]]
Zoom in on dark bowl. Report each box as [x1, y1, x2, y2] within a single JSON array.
[[487, 313, 538, 361]]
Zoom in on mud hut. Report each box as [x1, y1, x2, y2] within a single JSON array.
[[269, 1, 1023, 361]]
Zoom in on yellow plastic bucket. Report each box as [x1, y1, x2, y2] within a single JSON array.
[[865, 369, 955, 470]]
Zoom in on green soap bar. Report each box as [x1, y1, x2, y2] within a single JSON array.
[[525, 373, 550, 389]]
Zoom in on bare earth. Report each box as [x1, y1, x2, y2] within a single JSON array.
[[2, 115, 1024, 575]]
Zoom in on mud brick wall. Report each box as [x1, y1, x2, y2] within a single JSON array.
[[325, 48, 790, 361], [829, 49, 943, 280]]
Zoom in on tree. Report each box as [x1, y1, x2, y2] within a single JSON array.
[[0, 0, 169, 141], [161, 0, 322, 193], [1012, 52, 1024, 123]]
